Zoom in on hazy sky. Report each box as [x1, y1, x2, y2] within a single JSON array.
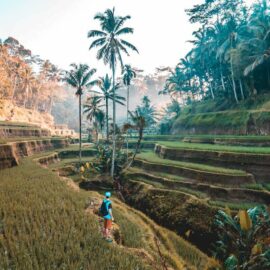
[[0, 0, 207, 75]]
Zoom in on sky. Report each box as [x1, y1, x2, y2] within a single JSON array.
[[0, 0, 206, 75]]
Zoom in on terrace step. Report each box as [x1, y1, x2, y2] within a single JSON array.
[[183, 136, 270, 147], [127, 169, 270, 205], [134, 153, 254, 186], [155, 144, 270, 183]]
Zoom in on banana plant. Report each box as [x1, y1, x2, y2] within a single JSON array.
[[213, 206, 270, 270]]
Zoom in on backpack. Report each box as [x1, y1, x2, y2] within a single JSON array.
[[99, 200, 111, 217]]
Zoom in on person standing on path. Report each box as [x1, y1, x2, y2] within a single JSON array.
[[100, 192, 114, 242]]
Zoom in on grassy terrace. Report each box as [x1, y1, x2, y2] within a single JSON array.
[[157, 141, 270, 155], [0, 121, 39, 128], [136, 151, 247, 176], [0, 156, 149, 270], [0, 137, 61, 144], [182, 134, 270, 141]]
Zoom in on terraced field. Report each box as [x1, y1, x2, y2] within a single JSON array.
[[1, 127, 269, 269], [121, 135, 270, 252], [0, 144, 218, 270]]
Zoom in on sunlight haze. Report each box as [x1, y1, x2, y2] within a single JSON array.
[[1, 0, 204, 74]]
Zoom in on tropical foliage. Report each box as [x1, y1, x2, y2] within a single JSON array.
[[90, 74, 125, 140], [161, 0, 270, 106], [88, 7, 138, 176], [0, 37, 63, 112], [213, 206, 270, 269], [64, 64, 97, 163]]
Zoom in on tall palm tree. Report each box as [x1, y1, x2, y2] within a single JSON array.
[[91, 74, 125, 141], [65, 63, 97, 164], [88, 8, 138, 177], [122, 64, 136, 157], [83, 96, 104, 141]]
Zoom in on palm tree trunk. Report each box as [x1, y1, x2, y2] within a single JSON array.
[[230, 50, 239, 103], [126, 85, 129, 160], [206, 70, 215, 99], [127, 128, 143, 169], [220, 61, 226, 92], [111, 63, 116, 177], [209, 81, 215, 100], [239, 79, 245, 100], [79, 94, 82, 164], [106, 97, 109, 141]]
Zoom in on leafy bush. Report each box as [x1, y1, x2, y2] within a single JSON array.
[[213, 206, 270, 269]]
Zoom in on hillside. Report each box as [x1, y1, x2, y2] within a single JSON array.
[[172, 94, 270, 135]]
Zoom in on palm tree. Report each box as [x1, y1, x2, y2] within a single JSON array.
[[65, 63, 97, 164], [21, 67, 35, 108], [123, 109, 147, 168], [83, 96, 104, 141], [122, 64, 136, 157], [91, 74, 125, 141], [88, 8, 138, 177]]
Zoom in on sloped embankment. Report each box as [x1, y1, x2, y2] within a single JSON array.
[[172, 110, 270, 135], [122, 177, 217, 254], [128, 170, 270, 205], [0, 139, 68, 170]]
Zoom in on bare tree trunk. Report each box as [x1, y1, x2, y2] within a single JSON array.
[[126, 85, 129, 160], [111, 63, 116, 177], [106, 97, 109, 141], [207, 70, 215, 99], [209, 81, 215, 100], [127, 129, 143, 169], [220, 61, 226, 92], [230, 51, 239, 103], [79, 94, 82, 164], [239, 79, 245, 100]]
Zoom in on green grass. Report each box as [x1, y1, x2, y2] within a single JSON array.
[[208, 200, 263, 210], [136, 151, 247, 176], [0, 158, 149, 270], [113, 208, 144, 248], [133, 176, 208, 199], [158, 141, 270, 155], [182, 134, 270, 141], [173, 109, 270, 133], [242, 183, 265, 191]]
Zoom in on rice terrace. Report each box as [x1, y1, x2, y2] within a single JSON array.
[[0, 0, 270, 269]]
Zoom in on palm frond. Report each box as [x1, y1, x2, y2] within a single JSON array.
[[115, 27, 134, 36], [87, 30, 106, 38], [89, 38, 106, 50], [120, 39, 139, 53]]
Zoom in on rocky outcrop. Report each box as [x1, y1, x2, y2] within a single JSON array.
[[0, 139, 69, 170], [155, 144, 270, 183]]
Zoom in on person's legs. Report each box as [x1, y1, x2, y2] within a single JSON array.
[[103, 219, 112, 240]]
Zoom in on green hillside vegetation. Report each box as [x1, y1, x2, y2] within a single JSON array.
[[158, 141, 270, 154], [137, 151, 248, 176]]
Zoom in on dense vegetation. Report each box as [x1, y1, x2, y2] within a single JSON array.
[[0, 37, 63, 112], [159, 0, 270, 134]]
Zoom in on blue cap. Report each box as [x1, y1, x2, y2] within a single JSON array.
[[105, 192, 111, 198]]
